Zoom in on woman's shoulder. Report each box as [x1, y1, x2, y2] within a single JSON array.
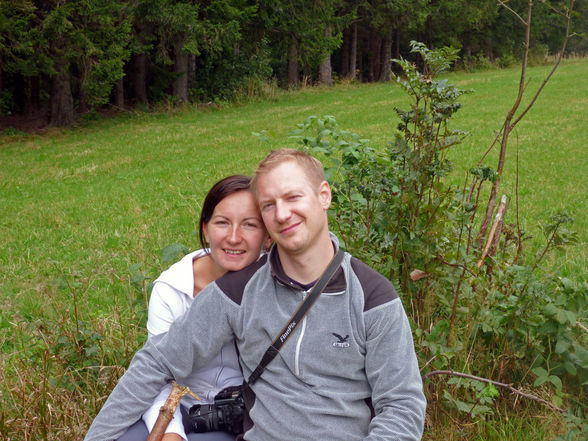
[[152, 249, 207, 295]]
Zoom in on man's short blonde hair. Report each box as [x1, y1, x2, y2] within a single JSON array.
[[251, 148, 325, 195]]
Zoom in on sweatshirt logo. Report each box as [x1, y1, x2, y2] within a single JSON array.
[[280, 322, 297, 343], [332, 333, 350, 348]]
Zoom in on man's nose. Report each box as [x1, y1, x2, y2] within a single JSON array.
[[274, 200, 290, 223]]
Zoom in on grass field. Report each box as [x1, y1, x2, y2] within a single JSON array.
[[0, 58, 586, 440]]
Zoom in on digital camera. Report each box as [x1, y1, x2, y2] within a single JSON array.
[[186, 386, 244, 435]]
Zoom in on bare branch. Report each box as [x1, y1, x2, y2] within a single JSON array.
[[498, 0, 527, 25], [478, 195, 508, 268], [423, 370, 566, 413], [512, 0, 576, 128], [476, 128, 503, 166]]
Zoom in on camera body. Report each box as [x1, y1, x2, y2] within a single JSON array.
[[186, 386, 244, 435]]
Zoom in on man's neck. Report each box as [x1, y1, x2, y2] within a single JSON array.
[[277, 234, 335, 285]]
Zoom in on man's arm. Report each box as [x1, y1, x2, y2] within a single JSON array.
[[142, 283, 190, 440], [84, 284, 235, 441], [364, 298, 426, 441]]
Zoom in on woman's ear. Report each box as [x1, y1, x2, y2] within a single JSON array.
[[202, 223, 210, 245]]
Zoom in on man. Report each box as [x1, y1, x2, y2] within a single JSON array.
[[85, 149, 426, 441]]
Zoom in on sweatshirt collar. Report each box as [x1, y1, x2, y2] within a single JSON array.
[[269, 233, 346, 293]]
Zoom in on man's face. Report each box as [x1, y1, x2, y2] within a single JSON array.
[[256, 161, 331, 256]]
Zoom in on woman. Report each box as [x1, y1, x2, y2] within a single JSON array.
[[119, 175, 270, 441]]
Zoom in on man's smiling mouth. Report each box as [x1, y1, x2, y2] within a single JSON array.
[[280, 222, 301, 234]]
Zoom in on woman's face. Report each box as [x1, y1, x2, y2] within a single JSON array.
[[203, 190, 268, 272]]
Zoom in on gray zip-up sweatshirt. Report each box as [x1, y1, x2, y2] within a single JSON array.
[[85, 241, 426, 440]]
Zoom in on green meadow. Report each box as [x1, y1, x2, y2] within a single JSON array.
[[0, 59, 586, 439]]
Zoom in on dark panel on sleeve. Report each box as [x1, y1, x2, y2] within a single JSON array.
[[215, 255, 268, 305], [350, 257, 399, 312]]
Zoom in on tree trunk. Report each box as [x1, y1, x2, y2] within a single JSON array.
[[0, 58, 3, 112], [132, 53, 148, 106], [486, 37, 494, 61], [368, 32, 382, 82], [302, 62, 312, 85], [79, 86, 89, 114], [379, 29, 392, 82], [287, 35, 299, 87], [50, 68, 75, 126], [393, 27, 401, 59], [339, 28, 350, 77], [173, 41, 188, 103], [318, 26, 333, 86], [114, 78, 125, 108], [187, 53, 196, 92], [350, 22, 358, 79], [25, 76, 41, 117], [463, 31, 472, 58]]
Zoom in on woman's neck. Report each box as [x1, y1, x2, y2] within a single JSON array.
[[192, 253, 226, 297]]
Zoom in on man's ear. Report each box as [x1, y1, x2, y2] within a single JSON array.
[[318, 181, 332, 209], [264, 235, 273, 252]]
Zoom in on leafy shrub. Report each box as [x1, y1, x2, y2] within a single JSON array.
[[290, 40, 585, 433]]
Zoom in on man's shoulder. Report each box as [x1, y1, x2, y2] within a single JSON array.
[[215, 255, 269, 305], [348, 256, 399, 312]]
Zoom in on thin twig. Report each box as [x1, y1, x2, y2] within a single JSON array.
[[437, 255, 477, 277]]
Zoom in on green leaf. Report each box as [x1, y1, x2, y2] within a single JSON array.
[[161, 243, 189, 264], [555, 338, 571, 354], [481, 382, 499, 399], [548, 375, 563, 394], [563, 361, 577, 375], [130, 263, 147, 284], [532, 367, 549, 387]]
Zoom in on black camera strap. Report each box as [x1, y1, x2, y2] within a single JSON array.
[[246, 249, 345, 386]]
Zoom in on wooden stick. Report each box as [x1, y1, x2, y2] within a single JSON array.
[[146, 381, 202, 441], [478, 195, 508, 268]]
